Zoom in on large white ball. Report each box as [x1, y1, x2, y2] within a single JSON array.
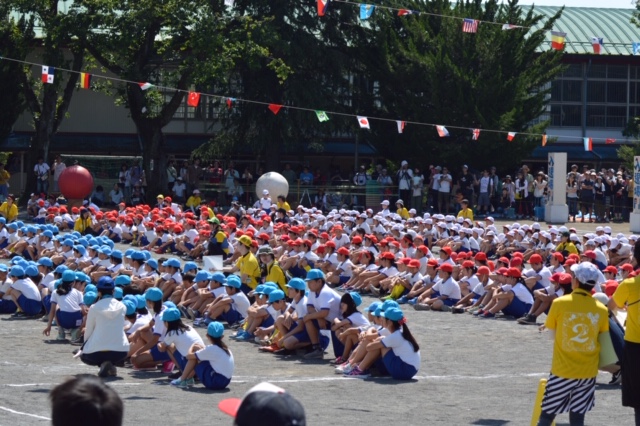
[[256, 172, 289, 199]]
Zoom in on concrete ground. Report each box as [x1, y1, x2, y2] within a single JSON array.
[[0, 219, 637, 425]]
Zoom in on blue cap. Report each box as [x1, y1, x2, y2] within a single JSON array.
[[381, 300, 400, 312], [268, 289, 286, 303], [348, 292, 362, 307], [110, 250, 123, 259], [62, 270, 77, 282], [162, 308, 181, 322], [195, 271, 210, 283], [305, 269, 325, 281], [142, 259, 156, 271], [145, 287, 163, 302], [42, 230, 53, 238], [141, 250, 151, 260], [123, 299, 137, 316], [7, 223, 18, 230], [163, 301, 177, 310], [286, 278, 306, 291], [10, 266, 25, 277], [11, 256, 24, 265], [210, 272, 226, 284], [75, 272, 90, 283], [136, 294, 146, 309], [382, 306, 404, 322], [100, 247, 112, 256], [115, 275, 132, 286], [37, 257, 53, 267], [264, 282, 279, 290], [183, 261, 198, 273], [0, 264, 8, 272], [373, 307, 383, 317], [74, 245, 86, 255], [364, 301, 382, 313], [83, 291, 98, 306], [166, 258, 181, 268], [0, 217, 5, 224], [131, 251, 145, 261], [77, 238, 89, 247], [63, 239, 74, 247], [124, 249, 135, 258], [97, 276, 115, 290], [54, 265, 68, 274], [207, 321, 224, 338], [261, 286, 276, 296], [85, 284, 97, 294], [224, 275, 242, 289], [254, 285, 266, 295], [114, 287, 123, 300], [25, 265, 39, 277]]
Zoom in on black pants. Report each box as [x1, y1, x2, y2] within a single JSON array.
[[399, 189, 411, 204], [81, 351, 128, 366]]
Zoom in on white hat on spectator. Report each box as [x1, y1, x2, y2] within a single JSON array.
[[604, 226, 612, 234]]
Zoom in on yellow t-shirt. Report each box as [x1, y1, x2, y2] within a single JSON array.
[[0, 202, 18, 222], [612, 278, 640, 343], [265, 262, 287, 291], [555, 242, 578, 255], [74, 217, 93, 233], [397, 207, 409, 220], [277, 201, 291, 212], [236, 252, 260, 290], [0, 170, 10, 185], [545, 288, 609, 379], [457, 208, 474, 221], [186, 195, 202, 209]]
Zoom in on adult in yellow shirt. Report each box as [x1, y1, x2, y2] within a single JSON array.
[[456, 199, 474, 221], [257, 246, 286, 291], [538, 262, 609, 426], [276, 195, 291, 213], [396, 200, 409, 220], [74, 208, 95, 235], [0, 163, 10, 200], [0, 195, 18, 222], [555, 231, 579, 256], [222, 235, 260, 294], [610, 240, 640, 423], [185, 189, 202, 212]]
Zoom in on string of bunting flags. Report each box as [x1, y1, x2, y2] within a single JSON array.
[[0, 54, 624, 151]]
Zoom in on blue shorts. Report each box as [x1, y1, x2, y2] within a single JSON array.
[[261, 315, 275, 329], [194, 362, 231, 390], [173, 350, 187, 371], [376, 349, 418, 380], [0, 299, 17, 314], [502, 293, 532, 317], [218, 307, 243, 325], [442, 298, 459, 307], [150, 344, 172, 362], [140, 237, 149, 246], [339, 276, 350, 285], [457, 247, 470, 253], [0, 240, 8, 249], [22, 251, 32, 261], [67, 221, 74, 230], [111, 235, 122, 243], [289, 266, 306, 279], [17, 294, 42, 316], [185, 242, 194, 250], [532, 282, 544, 292], [57, 310, 83, 329], [42, 294, 52, 314]]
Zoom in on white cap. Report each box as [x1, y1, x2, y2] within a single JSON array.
[[610, 238, 620, 247], [486, 216, 495, 222], [381, 200, 390, 205], [570, 234, 579, 242], [401, 160, 408, 166], [532, 223, 541, 230], [604, 226, 612, 233], [262, 189, 269, 195], [425, 219, 433, 225], [595, 226, 604, 232], [409, 209, 416, 214], [571, 263, 599, 285]]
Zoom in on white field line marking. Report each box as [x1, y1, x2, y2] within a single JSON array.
[[231, 372, 548, 383], [3, 382, 141, 387], [0, 406, 50, 421]]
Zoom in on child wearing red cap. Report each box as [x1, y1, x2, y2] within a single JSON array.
[[325, 247, 354, 287], [478, 267, 532, 319], [518, 272, 572, 325], [413, 262, 461, 311], [402, 259, 439, 305]]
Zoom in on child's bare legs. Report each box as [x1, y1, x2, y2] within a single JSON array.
[[179, 343, 204, 380]]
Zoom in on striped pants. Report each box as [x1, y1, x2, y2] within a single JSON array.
[[540, 374, 596, 415]]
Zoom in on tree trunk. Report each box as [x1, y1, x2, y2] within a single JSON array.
[[136, 120, 168, 201]]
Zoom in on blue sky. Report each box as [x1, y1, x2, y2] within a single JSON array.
[[522, 0, 635, 8]]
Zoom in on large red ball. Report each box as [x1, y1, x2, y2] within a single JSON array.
[[58, 165, 94, 199]]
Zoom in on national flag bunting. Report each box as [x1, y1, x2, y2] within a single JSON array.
[[633, 42, 640, 56], [501, 24, 517, 30], [360, 4, 375, 20], [551, 31, 566, 51], [397, 121, 406, 134], [605, 138, 616, 144], [79, 72, 91, 89], [357, 116, 370, 129], [591, 37, 604, 55], [436, 125, 449, 137], [583, 137, 593, 152], [315, 111, 329, 122], [397, 9, 413, 16], [462, 18, 478, 33], [42, 66, 54, 84], [187, 92, 200, 107], [542, 134, 547, 147], [139, 82, 153, 91], [226, 98, 235, 109], [318, 0, 330, 16], [472, 129, 480, 140], [507, 132, 516, 141], [268, 104, 282, 115]]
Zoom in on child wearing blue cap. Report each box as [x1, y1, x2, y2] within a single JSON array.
[[158, 258, 182, 301], [129, 287, 173, 372], [0, 265, 17, 313], [6, 266, 43, 317], [330, 292, 370, 364], [254, 289, 289, 345], [157, 308, 205, 381], [199, 275, 250, 328], [43, 270, 84, 341], [172, 321, 234, 390], [232, 285, 274, 341], [183, 271, 225, 321], [125, 295, 153, 339], [264, 278, 308, 353]]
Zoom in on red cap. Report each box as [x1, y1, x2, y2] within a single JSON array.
[[437, 263, 454, 273], [352, 236, 362, 244], [510, 257, 523, 267], [498, 257, 510, 265], [408, 259, 421, 268], [496, 267, 509, 275], [552, 252, 564, 262], [477, 266, 491, 275], [320, 232, 330, 239], [337, 247, 350, 256], [604, 280, 619, 297], [440, 247, 452, 255], [506, 267, 521, 278], [603, 266, 618, 274], [417, 245, 429, 254], [427, 259, 439, 268], [564, 259, 576, 267], [316, 245, 325, 254], [620, 263, 634, 272], [380, 252, 395, 260], [582, 250, 596, 260], [474, 252, 487, 261], [400, 257, 412, 265], [551, 272, 572, 285], [462, 260, 475, 268], [512, 252, 524, 259], [529, 254, 543, 264], [258, 233, 270, 241], [325, 241, 336, 248]]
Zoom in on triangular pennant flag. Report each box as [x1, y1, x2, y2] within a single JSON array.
[[139, 82, 153, 90], [605, 138, 616, 144], [360, 4, 375, 20], [462, 18, 478, 33], [583, 137, 593, 152], [542, 134, 547, 147], [268, 104, 282, 115], [317, 0, 330, 16], [551, 31, 566, 51], [507, 132, 516, 141], [42, 66, 54, 84], [315, 111, 329, 122], [226, 98, 235, 109], [357, 116, 370, 129], [436, 125, 449, 137], [79, 72, 91, 89], [397, 9, 413, 16], [501, 24, 517, 30], [472, 129, 480, 140], [634, 42, 640, 56], [187, 91, 200, 107], [591, 37, 604, 55], [224, 0, 234, 6], [396, 120, 406, 134]]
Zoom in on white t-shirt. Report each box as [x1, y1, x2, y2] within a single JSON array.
[[152, 307, 167, 342], [230, 292, 251, 318], [164, 327, 205, 356], [432, 277, 461, 299], [332, 234, 350, 249], [195, 345, 235, 379], [306, 285, 341, 321], [11, 278, 42, 301], [127, 313, 152, 335], [436, 174, 452, 193], [346, 311, 370, 328], [290, 296, 308, 318], [336, 260, 354, 278], [51, 288, 83, 313], [0, 279, 13, 300], [382, 329, 421, 371], [502, 282, 534, 305]]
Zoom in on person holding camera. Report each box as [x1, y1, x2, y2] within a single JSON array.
[[396, 161, 413, 205], [34, 157, 50, 195]]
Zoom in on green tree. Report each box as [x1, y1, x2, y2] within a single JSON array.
[[70, 0, 287, 197]]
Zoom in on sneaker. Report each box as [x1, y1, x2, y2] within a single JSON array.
[[230, 320, 245, 330], [108, 364, 118, 377], [330, 356, 343, 365], [188, 308, 200, 319], [11, 311, 26, 318], [169, 371, 182, 379], [517, 314, 535, 325], [170, 378, 183, 386], [235, 332, 254, 342], [303, 347, 325, 359], [162, 361, 175, 374], [335, 362, 353, 374], [70, 336, 84, 346], [480, 312, 496, 319], [56, 327, 66, 341], [369, 286, 381, 296], [98, 361, 114, 378], [231, 331, 247, 339], [451, 307, 465, 314], [408, 297, 418, 305], [346, 367, 370, 378], [440, 305, 452, 312], [473, 309, 485, 316], [608, 369, 622, 385], [273, 348, 295, 355], [259, 343, 281, 353], [179, 306, 192, 319], [397, 296, 408, 305], [413, 304, 431, 311]]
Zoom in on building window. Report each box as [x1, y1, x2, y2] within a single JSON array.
[[551, 105, 582, 127], [607, 106, 627, 128], [562, 80, 582, 102], [586, 105, 605, 127], [607, 81, 627, 104], [608, 65, 628, 80], [587, 81, 605, 103]]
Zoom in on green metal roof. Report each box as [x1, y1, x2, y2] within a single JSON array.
[[531, 6, 639, 55]]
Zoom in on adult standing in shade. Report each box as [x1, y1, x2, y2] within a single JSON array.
[[396, 160, 413, 207], [34, 157, 50, 195], [51, 155, 66, 193]]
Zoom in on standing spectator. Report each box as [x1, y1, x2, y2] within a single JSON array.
[[377, 168, 392, 186], [411, 167, 424, 213], [172, 177, 187, 204], [514, 170, 530, 219], [299, 167, 313, 185], [51, 155, 66, 193], [129, 160, 142, 188], [0, 163, 10, 201], [208, 160, 223, 183], [477, 169, 492, 216], [224, 162, 240, 195], [188, 159, 202, 192], [371, 164, 383, 181], [436, 167, 452, 214], [593, 176, 606, 222], [34, 157, 50, 195], [604, 169, 615, 221], [179, 160, 190, 183], [567, 173, 579, 222], [396, 160, 413, 204], [489, 166, 500, 213], [458, 165, 476, 205], [502, 175, 515, 207], [118, 163, 129, 202], [353, 165, 369, 186], [166, 160, 178, 191], [281, 163, 297, 187], [580, 171, 595, 223], [428, 166, 441, 212], [522, 164, 535, 217], [613, 174, 626, 222]]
